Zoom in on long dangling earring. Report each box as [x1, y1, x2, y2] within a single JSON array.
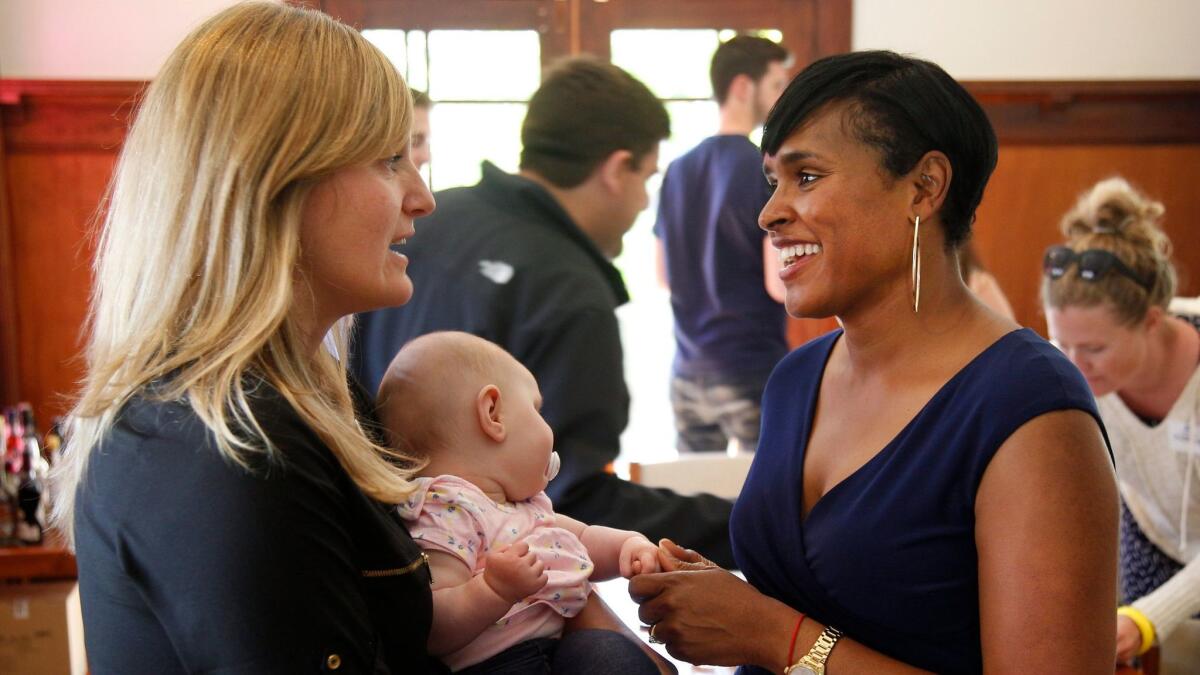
[[910, 215, 921, 313]]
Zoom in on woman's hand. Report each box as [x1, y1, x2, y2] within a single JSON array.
[[656, 538, 719, 571], [629, 564, 796, 669], [1115, 614, 1143, 664]]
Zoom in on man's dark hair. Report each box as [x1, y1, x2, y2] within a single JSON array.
[[761, 50, 998, 248], [521, 56, 669, 188], [411, 88, 431, 109], [710, 35, 790, 105]]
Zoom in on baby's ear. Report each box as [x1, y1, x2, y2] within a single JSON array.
[[475, 384, 506, 443]]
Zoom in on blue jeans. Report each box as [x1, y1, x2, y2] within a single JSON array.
[[456, 629, 658, 675]]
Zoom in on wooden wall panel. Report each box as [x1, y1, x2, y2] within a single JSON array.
[[5, 153, 112, 423], [973, 144, 1200, 337], [0, 80, 134, 423], [0, 80, 140, 152], [968, 81, 1200, 145], [0, 129, 18, 404]]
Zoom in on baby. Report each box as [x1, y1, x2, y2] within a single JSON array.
[[377, 332, 662, 672]]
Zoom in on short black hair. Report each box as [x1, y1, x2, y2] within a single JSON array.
[[710, 35, 790, 104], [761, 50, 997, 247], [520, 57, 670, 188]]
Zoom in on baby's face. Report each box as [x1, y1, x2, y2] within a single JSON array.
[[494, 363, 556, 502]]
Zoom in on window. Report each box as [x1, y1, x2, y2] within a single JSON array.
[[364, 29, 540, 190]]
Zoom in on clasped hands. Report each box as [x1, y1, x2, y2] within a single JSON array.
[[630, 539, 777, 668], [482, 536, 663, 603], [480, 536, 767, 667]]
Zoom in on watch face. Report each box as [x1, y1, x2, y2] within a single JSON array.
[[794, 668, 818, 675]]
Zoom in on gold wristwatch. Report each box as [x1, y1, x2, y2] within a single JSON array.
[[784, 625, 843, 675]]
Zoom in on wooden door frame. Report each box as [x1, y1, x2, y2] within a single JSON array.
[[318, 0, 852, 69], [576, 0, 850, 68], [317, 0, 572, 68]]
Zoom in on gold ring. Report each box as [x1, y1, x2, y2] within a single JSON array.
[[648, 624, 664, 644]]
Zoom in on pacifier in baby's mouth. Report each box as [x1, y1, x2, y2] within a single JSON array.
[[544, 451, 561, 482]]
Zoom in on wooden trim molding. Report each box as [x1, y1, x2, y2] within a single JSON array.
[[318, 0, 551, 31], [0, 80, 144, 153], [575, 0, 849, 67], [965, 80, 1200, 145], [0, 536, 77, 581]]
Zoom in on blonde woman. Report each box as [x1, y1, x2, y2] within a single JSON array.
[[1044, 177, 1200, 674], [52, 4, 444, 672]]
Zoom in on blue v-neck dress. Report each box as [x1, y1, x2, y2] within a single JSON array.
[[730, 328, 1105, 674]]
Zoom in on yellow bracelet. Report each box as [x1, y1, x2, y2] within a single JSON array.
[[1117, 606, 1156, 656]]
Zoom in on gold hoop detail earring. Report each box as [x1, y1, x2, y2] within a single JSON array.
[[910, 215, 921, 313]]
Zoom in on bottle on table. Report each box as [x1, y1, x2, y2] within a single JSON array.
[[3, 406, 21, 475], [1, 407, 21, 544], [16, 405, 46, 545]]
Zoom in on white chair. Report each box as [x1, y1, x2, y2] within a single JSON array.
[[628, 453, 755, 500]]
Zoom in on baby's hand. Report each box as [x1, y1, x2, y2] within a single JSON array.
[[483, 541, 549, 603], [619, 535, 661, 577]]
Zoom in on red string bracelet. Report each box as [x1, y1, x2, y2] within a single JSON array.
[[786, 613, 807, 668]]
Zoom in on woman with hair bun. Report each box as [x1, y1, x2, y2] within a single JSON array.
[[1044, 177, 1200, 672]]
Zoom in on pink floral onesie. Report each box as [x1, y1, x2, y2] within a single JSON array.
[[397, 475, 594, 671]]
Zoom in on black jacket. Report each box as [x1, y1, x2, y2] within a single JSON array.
[[74, 381, 447, 674], [352, 162, 734, 566]]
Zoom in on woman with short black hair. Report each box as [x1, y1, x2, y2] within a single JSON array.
[[631, 51, 1118, 674]]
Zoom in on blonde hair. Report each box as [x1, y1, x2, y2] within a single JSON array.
[[1041, 176, 1176, 325], [377, 332, 516, 456], [54, 2, 421, 544]]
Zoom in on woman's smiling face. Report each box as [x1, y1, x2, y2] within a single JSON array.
[[760, 101, 917, 320]]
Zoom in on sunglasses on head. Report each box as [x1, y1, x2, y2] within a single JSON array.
[[1042, 245, 1155, 292]]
